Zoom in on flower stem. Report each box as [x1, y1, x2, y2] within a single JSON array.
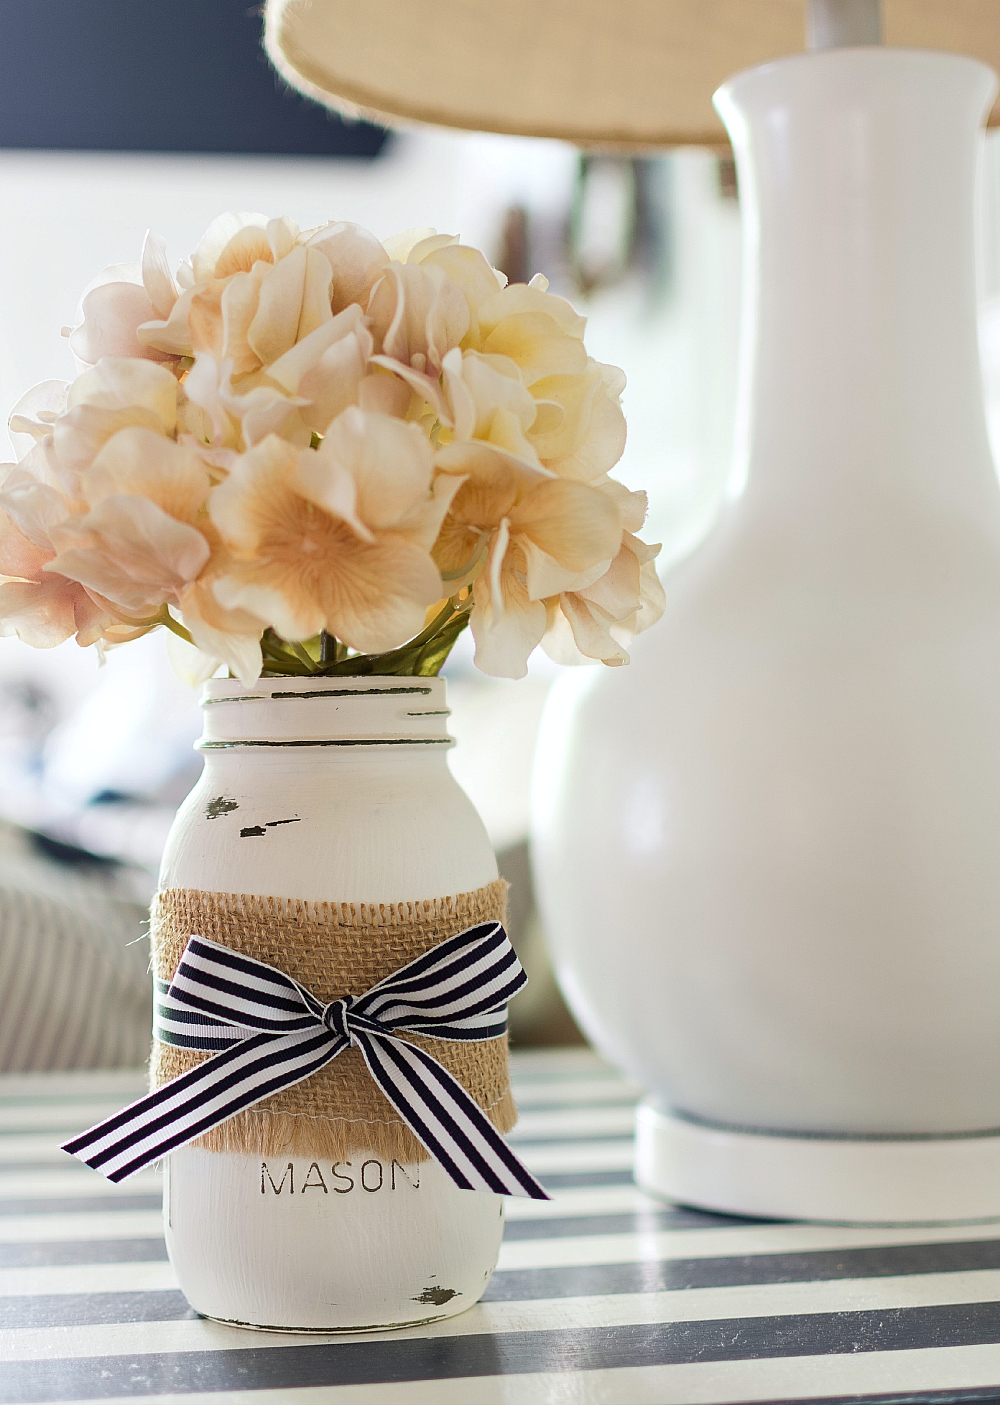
[[159, 610, 195, 647]]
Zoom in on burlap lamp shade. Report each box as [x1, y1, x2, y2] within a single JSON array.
[[264, 0, 1000, 148]]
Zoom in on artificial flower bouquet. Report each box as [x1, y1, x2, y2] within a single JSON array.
[[0, 213, 663, 683]]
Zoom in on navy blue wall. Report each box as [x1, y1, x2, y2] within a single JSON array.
[[0, 1, 388, 157]]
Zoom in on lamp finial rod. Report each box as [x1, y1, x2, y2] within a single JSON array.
[[807, 0, 883, 50]]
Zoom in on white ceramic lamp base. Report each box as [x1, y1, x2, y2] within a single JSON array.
[[636, 1102, 1000, 1224]]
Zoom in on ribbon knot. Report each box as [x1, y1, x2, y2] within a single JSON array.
[[62, 920, 548, 1200], [323, 995, 354, 1041]]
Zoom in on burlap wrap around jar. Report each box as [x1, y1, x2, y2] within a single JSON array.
[[150, 879, 515, 1164]]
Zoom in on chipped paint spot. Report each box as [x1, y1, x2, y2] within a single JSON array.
[[412, 1286, 459, 1306], [206, 797, 239, 820], [240, 826, 267, 837]]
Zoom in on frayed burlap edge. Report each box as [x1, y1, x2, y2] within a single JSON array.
[[150, 881, 514, 1163]]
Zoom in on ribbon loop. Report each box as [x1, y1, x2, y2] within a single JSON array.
[[62, 921, 549, 1200]]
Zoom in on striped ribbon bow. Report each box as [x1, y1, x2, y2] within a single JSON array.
[[62, 921, 549, 1200]]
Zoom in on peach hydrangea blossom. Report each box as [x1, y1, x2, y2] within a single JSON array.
[[2, 210, 663, 683]]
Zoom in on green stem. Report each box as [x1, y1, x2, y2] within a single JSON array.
[[159, 610, 195, 646]]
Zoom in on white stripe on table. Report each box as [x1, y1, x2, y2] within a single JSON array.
[[0, 1101, 147, 1133], [48, 1342, 1000, 1405], [512, 1138, 635, 1173], [0, 1071, 147, 1101], [508, 1050, 615, 1078], [507, 1106, 636, 1140], [0, 1134, 89, 1165], [0, 1259, 178, 1297], [0, 1209, 163, 1243], [5, 1268, 1000, 1362], [511, 1079, 641, 1108], [0, 1169, 161, 1198]]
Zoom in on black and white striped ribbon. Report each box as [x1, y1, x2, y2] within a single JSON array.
[[62, 921, 549, 1199]]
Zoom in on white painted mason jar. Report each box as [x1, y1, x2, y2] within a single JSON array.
[[157, 676, 505, 1331]]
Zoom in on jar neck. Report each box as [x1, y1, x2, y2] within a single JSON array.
[[715, 49, 1000, 532], [198, 677, 453, 752]]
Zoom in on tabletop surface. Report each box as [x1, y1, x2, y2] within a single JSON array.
[[1, 1050, 999, 1405]]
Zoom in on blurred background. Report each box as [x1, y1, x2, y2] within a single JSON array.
[[3, 0, 1000, 1060]]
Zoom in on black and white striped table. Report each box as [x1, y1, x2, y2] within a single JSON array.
[[2, 1051, 1000, 1404]]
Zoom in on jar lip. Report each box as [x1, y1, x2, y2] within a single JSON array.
[[198, 675, 452, 747], [202, 676, 441, 704]]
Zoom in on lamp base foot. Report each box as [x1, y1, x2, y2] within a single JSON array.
[[635, 1099, 1000, 1224]]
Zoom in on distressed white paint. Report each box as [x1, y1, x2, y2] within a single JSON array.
[[159, 677, 505, 1331]]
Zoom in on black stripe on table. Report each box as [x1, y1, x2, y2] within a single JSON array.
[[485, 1236, 1000, 1300], [3, 1237, 999, 1329], [754, 1391, 1000, 1404], [5, 1302, 1000, 1401]]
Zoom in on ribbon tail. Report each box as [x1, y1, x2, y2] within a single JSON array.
[[62, 1028, 345, 1183], [352, 1031, 550, 1200]]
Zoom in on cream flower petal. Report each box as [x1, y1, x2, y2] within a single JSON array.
[[232, 385, 308, 448], [381, 228, 446, 262], [164, 627, 222, 688], [266, 311, 355, 393], [508, 478, 621, 572], [633, 555, 666, 634], [0, 469, 75, 551], [595, 476, 648, 533], [177, 582, 263, 686], [519, 538, 612, 602], [141, 230, 178, 320], [220, 269, 268, 376], [477, 283, 587, 341], [249, 247, 320, 365], [393, 470, 466, 554], [554, 592, 630, 665], [319, 407, 435, 529], [7, 381, 70, 461], [213, 574, 324, 643], [424, 245, 506, 342], [306, 222, 389, 315], [441, 348, 476, 441], [293, 448, 373, 543], [578, 541, 641, 622], [297, 246, 335, 341], [370, 263, 469, 375], [137, 286, 197, 358], [191, 212, 269, 283], [68, 359, 178, 435], [208, 434, 298, 555], [469, 552, 547, 680], [357, 373, 413, 418], [368, 354, 447, 421], [313, 533, 443, 653], [267, 216, 299, 262], [50, 404, 165, 497], [482, 311, 588, 386], [488, 517, 511, 615], [46, 495, 210, 612], [297, 329, 372, 434], [0, 577, 86, 648], [69, 283, 169, 367], [82, 427, 210, 521]]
